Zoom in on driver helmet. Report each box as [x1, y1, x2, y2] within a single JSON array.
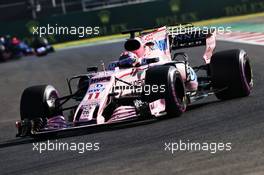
[[11, 37, 20, 45], [119, 51, 140, 67]]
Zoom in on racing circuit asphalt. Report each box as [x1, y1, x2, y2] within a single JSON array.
[[0, 40, 264, 175]]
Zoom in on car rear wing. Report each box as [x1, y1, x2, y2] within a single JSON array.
[[167, 24, 214, 49], [167, 24, 216, 64]]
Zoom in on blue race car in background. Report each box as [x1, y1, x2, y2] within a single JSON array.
[[0, 35, 54, 62]]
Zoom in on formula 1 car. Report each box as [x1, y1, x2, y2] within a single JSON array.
[[0, 36, 54, 62], [31, 37, 55, 56], [0, 41, 12, 62], [9, 37, 35, 57], [0, 36, 20, 62], [0, 36, 35, 61], [16, 24, 253, 137]]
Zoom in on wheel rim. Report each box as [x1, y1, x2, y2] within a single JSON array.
[[244, 59, 253, 88]]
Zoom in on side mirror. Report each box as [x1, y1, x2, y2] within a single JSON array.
[[141, 57, 159, 65], [87, 66, 98, 73]]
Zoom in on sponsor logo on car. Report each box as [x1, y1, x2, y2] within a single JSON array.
[[90, 76, 111, 84], [155, 38, 168, 51], [88, 84, 105, 93]]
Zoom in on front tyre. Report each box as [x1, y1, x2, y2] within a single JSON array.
[[20, 85, 61, 120], [210, 49, 253, 100], [19, 85, 61, 136], [144, 65, 187, 117]]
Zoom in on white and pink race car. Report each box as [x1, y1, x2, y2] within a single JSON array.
[[16, 25, 253, 137]]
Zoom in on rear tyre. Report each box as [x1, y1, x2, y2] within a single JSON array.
[[210, 49, 253, 100], [144, 65, 187, 117], [20, 85, 61, 121]]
